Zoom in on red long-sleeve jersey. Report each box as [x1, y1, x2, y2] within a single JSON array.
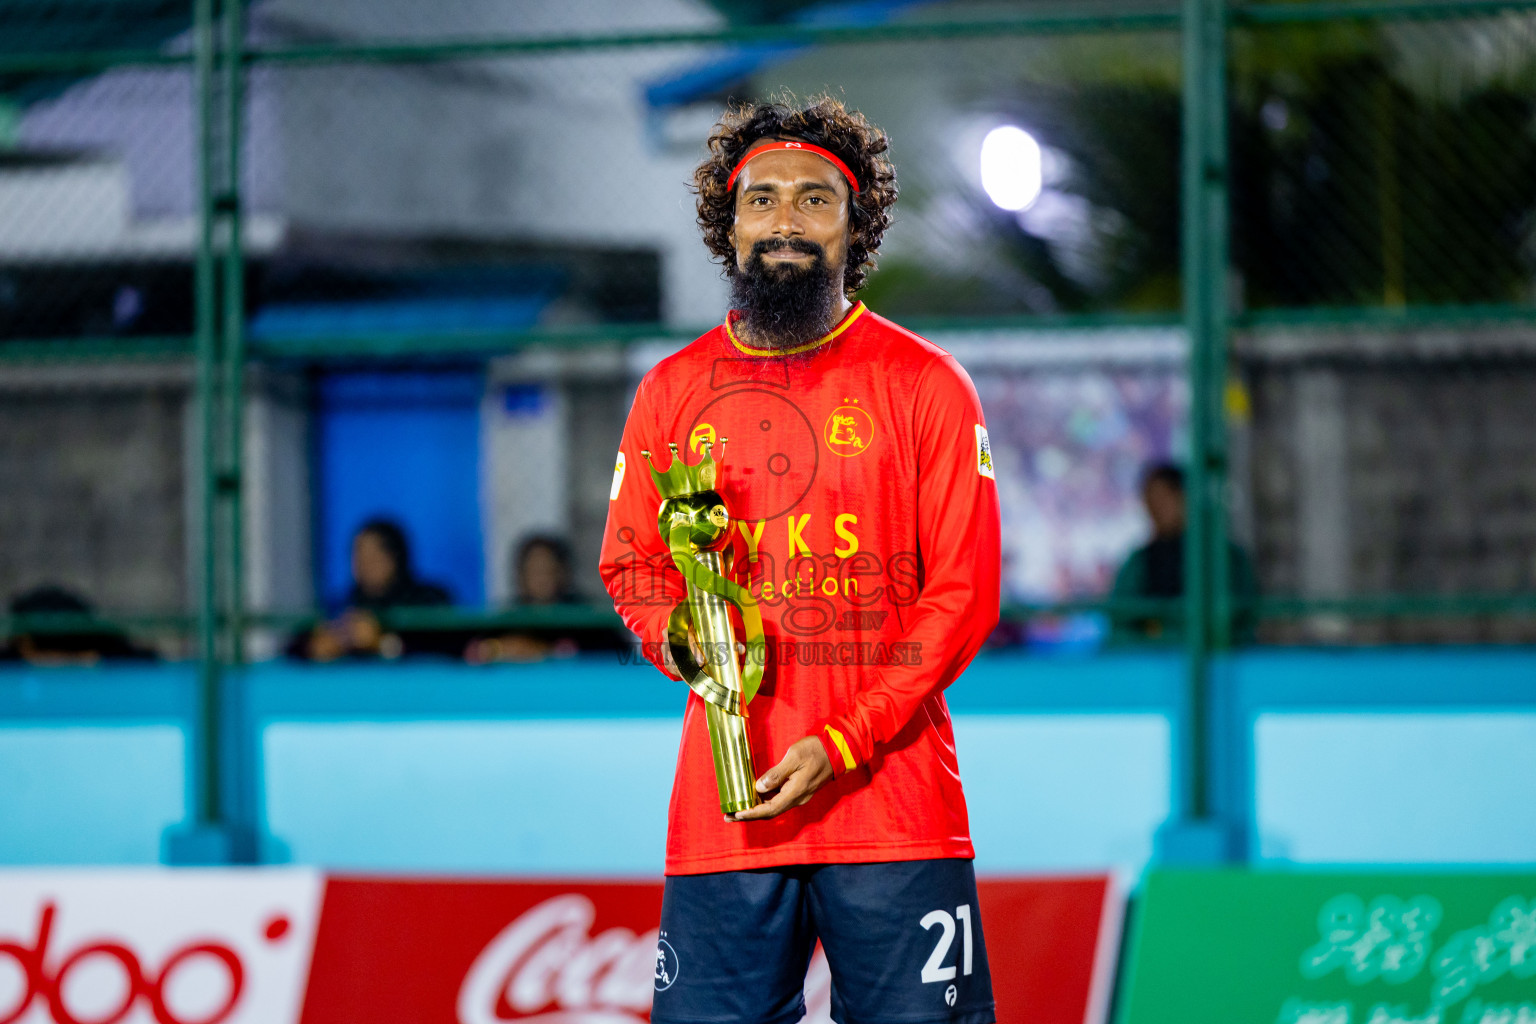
[[599, 301, 1001, 874]]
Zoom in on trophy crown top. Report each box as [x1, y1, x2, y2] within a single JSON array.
[[643, 438, 726, 496]]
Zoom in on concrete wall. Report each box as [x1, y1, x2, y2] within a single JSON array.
[[0, 367, 311, 652], [1242, 328, 1536, 642], [0, 365, 190, 617]]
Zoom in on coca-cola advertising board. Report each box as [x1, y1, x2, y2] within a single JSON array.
[[0, 871, 1120, 1024]]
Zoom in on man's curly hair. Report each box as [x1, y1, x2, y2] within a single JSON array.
[[693, 95, 898, 296]]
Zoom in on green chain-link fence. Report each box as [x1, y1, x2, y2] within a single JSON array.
[[4, 5, 1536, 626]]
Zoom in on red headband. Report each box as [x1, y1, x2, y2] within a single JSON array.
[[726, 140, 862, 194]]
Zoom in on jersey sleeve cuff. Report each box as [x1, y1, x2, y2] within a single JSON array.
[[815, 719, 861, 776], [636, 603, 680, 678]]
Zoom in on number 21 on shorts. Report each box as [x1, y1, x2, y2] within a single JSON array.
[[919, 904, 973, 983]]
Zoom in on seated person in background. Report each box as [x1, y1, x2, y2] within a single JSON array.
[[1, 585, 156, 665], [289, 518, 455, 661], [466, 534, 630, 663], [1110, 462, 1258, 643]]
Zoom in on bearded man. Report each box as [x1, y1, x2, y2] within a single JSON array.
[[600, 96, 1000, 1024]]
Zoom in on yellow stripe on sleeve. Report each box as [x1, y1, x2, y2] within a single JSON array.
[[824, 725, 857, 772]]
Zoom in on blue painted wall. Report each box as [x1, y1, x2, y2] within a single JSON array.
[[1, 650, 1533, 872], [0, 665, 196, 865], [314, 370, 485, 609]]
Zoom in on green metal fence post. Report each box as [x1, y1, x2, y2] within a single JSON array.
[[1158, 0, 1239, 864], [219, 0, 246, 666], [194, 0, 221, 835], [162, 0, 251, 864], [1180, 0, 1212, 826], [161, 0, 227, 864], [1202, 0, 1233, 660]]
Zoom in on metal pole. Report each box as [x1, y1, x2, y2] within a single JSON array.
[[1205, 3, 1233, 660], [220, 0, 246, 665], [192, 0, 222, 828], [1179, 0, 1230, 825]]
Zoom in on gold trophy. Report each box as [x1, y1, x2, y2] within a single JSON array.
[[642, 440, 766, 814]]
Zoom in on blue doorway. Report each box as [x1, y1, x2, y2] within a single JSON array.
[[313, 370, 485, 610]]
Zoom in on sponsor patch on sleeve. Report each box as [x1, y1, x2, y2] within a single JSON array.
[[610, 451, 626, 500], [975, 425, 995, 480]]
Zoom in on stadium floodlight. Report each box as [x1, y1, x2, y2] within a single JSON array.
[[980, 125, 1043, 212]]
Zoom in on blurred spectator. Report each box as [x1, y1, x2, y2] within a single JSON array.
[[516, 534, 580, 605], [288, 518, 456, 661], [466, 534, 630, 663], [1109, 463, 1259, 643], [1, 585, 156, 665]]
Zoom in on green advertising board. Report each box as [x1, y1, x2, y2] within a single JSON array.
[[1118, 870, 1536, 1024]]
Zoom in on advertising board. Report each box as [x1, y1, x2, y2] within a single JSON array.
[[0, 871, 1119, 1024], [1118, 870, 1536, 1024]]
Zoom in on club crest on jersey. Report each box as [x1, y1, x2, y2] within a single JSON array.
[[824, 400, 874, 457], [975, 425, 995, 480]]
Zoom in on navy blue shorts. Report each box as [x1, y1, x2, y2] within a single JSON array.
[[651, 859, 995, 1024]]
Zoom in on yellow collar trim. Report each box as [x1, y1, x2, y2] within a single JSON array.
[[725, 301, 866, 357]]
